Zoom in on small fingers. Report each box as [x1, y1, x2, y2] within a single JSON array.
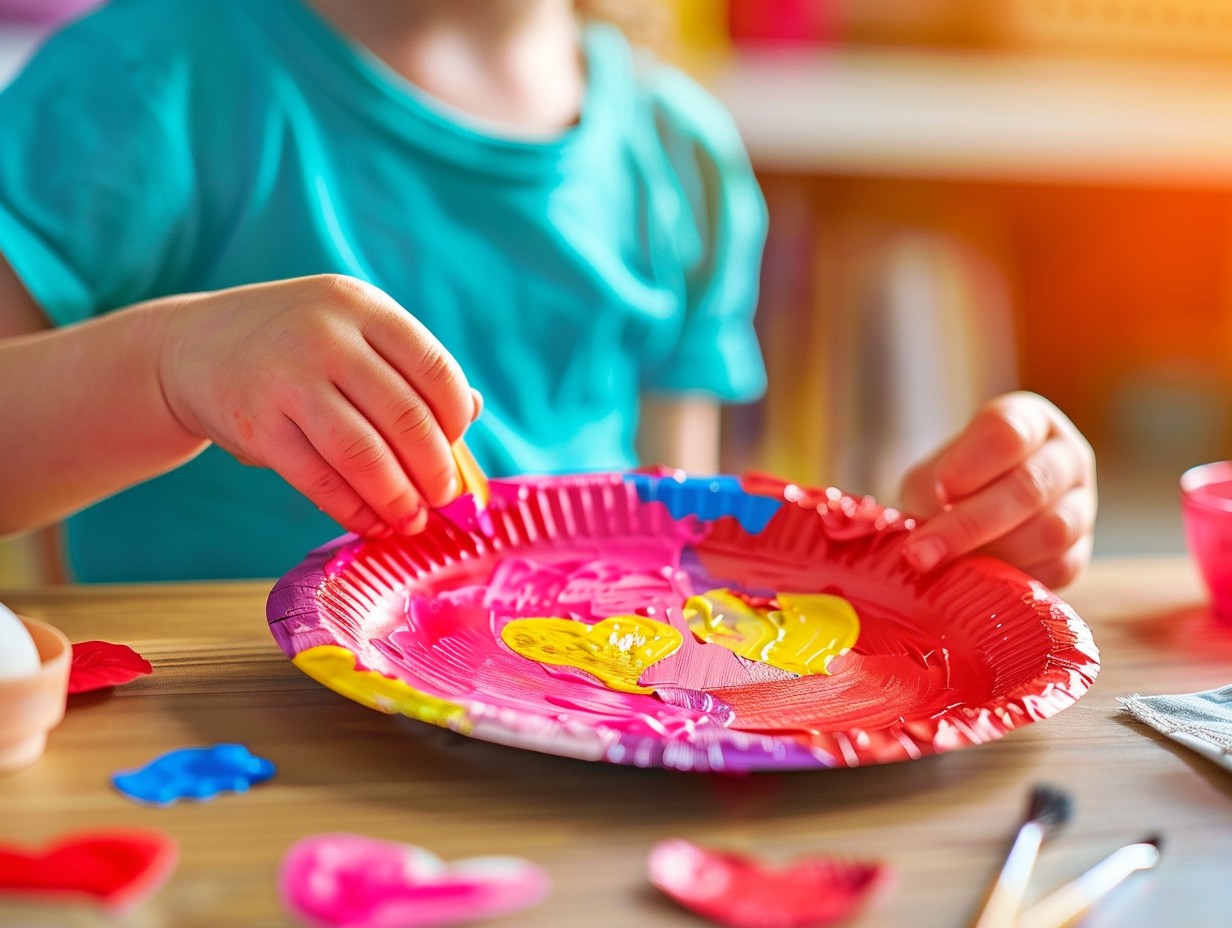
[[289, 385, 432, 535], [932, 392, 1054, 502], [306, 277, 479, 516], [898, 454, 947, 520], [1020, 536, 1093, 590], [902, 434, 1088, 573], [360, 294, 475, 445], [336, 352, 460, 509], [256, 414, 394, 538], [981, 486, 1097, 585], [897, 391, 1063, 519]]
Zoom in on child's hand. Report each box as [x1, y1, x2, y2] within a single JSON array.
[[896, 392, 1096, 588], [158, 275, 478, 538]]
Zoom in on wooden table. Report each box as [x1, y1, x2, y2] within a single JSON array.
[[2, 556, 1231, 927]]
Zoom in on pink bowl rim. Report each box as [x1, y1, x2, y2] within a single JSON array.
[[1181, 461, 1232, 514]]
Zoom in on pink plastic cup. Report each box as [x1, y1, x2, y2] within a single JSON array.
[[1181, 461, 1232, 621]]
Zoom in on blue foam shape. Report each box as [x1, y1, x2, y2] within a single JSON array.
[[112, 743, 276, 806], [624, 474, 782, 534]]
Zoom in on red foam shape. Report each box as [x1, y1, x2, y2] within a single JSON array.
[[68, 640, 152, 694], [649, 838, 889, 928], [0, 829, 177, 913]]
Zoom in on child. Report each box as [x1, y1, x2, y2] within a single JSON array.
[[0, 0, 1095, 587]]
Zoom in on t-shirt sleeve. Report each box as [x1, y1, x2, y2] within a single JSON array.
[[0, 26, 197, 325], [640, 67, 768, 403]]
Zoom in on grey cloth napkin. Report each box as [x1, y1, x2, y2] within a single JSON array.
[[1119, 685, 1232, 771]]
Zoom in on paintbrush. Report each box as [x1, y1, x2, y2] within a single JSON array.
[[451, 439, 490, 509], [969, 784, 1074, 928], [1014, 834, 1162, 928]]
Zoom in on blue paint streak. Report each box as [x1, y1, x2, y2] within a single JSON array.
[[112, 743, 276, 805], [624, 474, 782, 534]]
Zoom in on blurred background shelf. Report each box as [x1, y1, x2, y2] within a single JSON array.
[[710, 47, 1232, 185], [698, 44, 1232, 558]]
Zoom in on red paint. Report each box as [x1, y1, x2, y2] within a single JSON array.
[[275, 473, 1099, 770], [0, 830, 177, 913], [648, 837, 888, 928], [68, 640, 153, 694]]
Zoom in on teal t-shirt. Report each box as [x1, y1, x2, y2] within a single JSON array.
[[0, 0, 767, 582]]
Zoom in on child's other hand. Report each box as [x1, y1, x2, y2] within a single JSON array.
[[158, 275, 478, 538], [897, 392, 1096, 589]]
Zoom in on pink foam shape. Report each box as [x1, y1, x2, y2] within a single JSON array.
[[279, 833, 550, 928]]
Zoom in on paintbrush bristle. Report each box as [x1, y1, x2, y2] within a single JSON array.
[[1025, 783, 1073, 835]]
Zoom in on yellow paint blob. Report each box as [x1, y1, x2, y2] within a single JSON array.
[[500, 615, 683, 694], [293, 645, 470, 730], [683, 589, 860, 676]]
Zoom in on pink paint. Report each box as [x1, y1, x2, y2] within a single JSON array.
[[271, 473, 1100, 771], [434, 491, 494, 537], [364, 541, 766, 742], [380, 616, 720, 743], [279, 834, 549, 928], [368, 536, 863, 747], [368, 491, 1064, 756], [637, 603, 797, 692]]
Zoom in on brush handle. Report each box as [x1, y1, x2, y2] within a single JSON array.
[[451, 440, 490, 508], [1015, 842, 1161, 928], [971, 821, 1045, 928]]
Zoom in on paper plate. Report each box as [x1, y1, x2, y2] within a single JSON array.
[[266, 472, 1099, 772]]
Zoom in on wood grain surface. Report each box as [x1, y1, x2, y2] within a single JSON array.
[[1, 557, 1230, 927]]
